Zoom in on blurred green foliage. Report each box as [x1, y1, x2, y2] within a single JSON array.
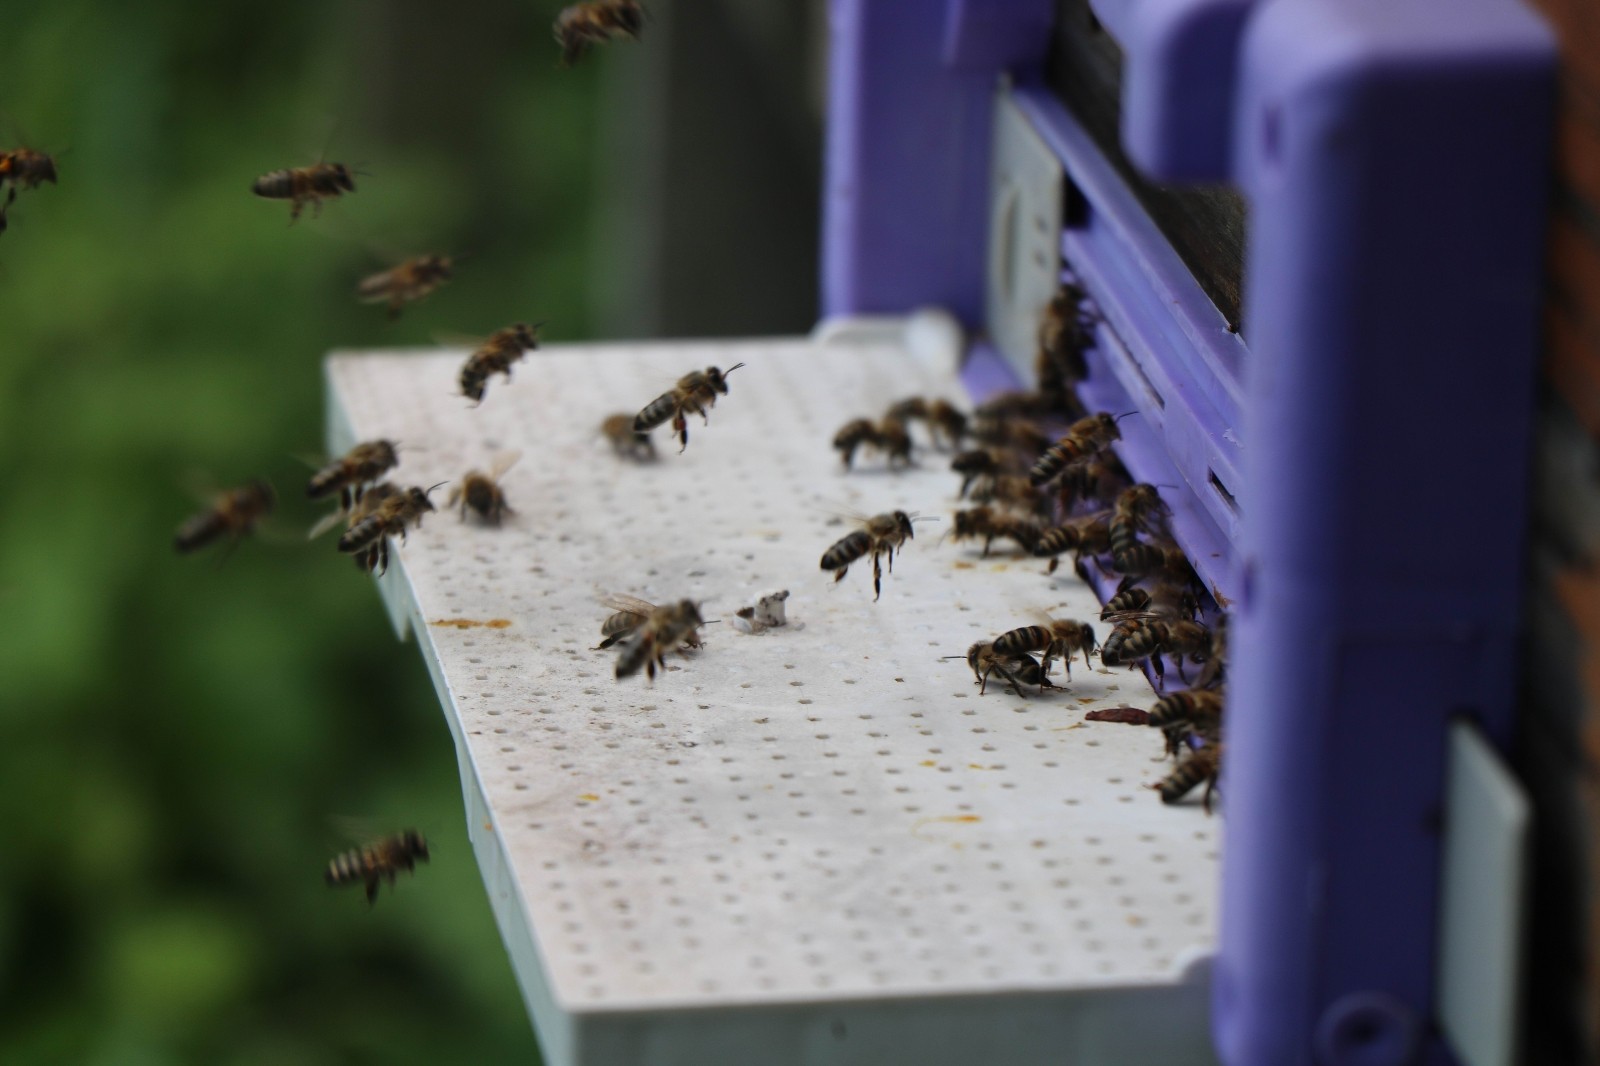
[[0, 1, 625, 1061]]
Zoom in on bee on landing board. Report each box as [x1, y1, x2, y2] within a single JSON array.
[[633, 363, 745, 452], [819, 510, 921, 601], [337, 483, 443, 575], [1148, 687, 1225, 758], [174, 479, 276, 555], [325, 830, 429, 904], [614, 599, 706, 681], [448, 452, 521, 525], [307, 439, 400, 511], [886, 397, 968, 450], [833, 416, 913, 470], [992, 617, 1097, 681], [554, 0, 645, 66], [1101, 615, 1213, 690], [596, 594, 705, 652], [252, 161, 355, 222], [1156, 743, 1222, 812], [947, 505, 1045, 557], [1032, 512, 1112, 574], [944, 641, 1053, 698], [459, 322, 542, 405], [1029, 412, 1125, 488], [356, 254, 453, 319], [601, 412, 657, 460]]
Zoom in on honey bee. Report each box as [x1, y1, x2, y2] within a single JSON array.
[[1147, 688, 1224, 757], [969, 418, 1054, 457], [1156, 742, 1222, 811], [325, 830, 430, 904], [459, 322, 542, 405], [252, 161, 355, 222], [819, 510, 918, 601], [633, 363, 745, 452], [1100, 580, 1199, 622], [1032, 512, 1112, 574], [174, 479, 276, 555], [357, 254, 453, 319], [1108, 540, 1191, 586], [307, 439, 400, 510], [833, 416, 913, 469], [1053, 453, 1126, 511], [973, 390, 1059, 424], [601, 412, 656, 460], [968, 474, 1048, 515], [947, 506, 1044, 556], [1037, 285, 1094, 386], [337, 483, 443, 574], [0, 146, 58, 215], [1029, 412, 1123, 487], [886, 397, 967, 449], [554, 0, 645, 66], [596, 593, 705, 651], [992, 618, 1097, 680], [1101, 615, 1212, 689], [1192, 614, 1229, 690], [448, 452, 520, 525], [947, 641, 1053, 698], [614, 599, 705, 681]]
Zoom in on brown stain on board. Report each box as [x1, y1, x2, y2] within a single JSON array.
[[430, 618, 512, 629]]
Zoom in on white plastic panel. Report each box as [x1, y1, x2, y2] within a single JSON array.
[[324, 322, 1220, 1066]]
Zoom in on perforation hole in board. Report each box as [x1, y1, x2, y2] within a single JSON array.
[[326, 338, 1220, 1008]]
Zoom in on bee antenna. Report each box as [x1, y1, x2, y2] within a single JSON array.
[[723, 362, 747, 374], [699, 617, 723, 625], [1113, 410, 1139, 422], [423, 481, 449, 495]]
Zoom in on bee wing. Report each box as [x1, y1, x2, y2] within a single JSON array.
[[432, 330, 490, 351], [356, 266, 401, 300], [307, 508, 350, 540], [488, 450, 523, 480], [601, 592, 658, 615]]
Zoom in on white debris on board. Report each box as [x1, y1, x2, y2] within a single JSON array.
[[732, 589, 792, 634]]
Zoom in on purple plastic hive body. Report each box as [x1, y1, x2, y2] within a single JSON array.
[[824, 1, 1554, 1064]]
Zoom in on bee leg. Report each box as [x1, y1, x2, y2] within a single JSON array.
[[977, 669, 990, 696], [1081, 647, 1094, 673], [1150, 653, 1166, 691], [1046, 557, 1059, 575], [1176, 655, 1191, 684], [872, 553, 883, 601], [1202, 775, 1218, 815], [832, 566, 849, 584], [365, 876, 380, 905], [981, 536, 991, 558], [674, 413, 689, 453], [994, 662, 1028, 699]]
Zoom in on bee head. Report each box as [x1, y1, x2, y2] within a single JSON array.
[[372, 440, 400, 466], [893, 510, 915, 539], [706, 362, 746, 394], [510, 322, 543, 349], [248, 479, 277, 511], [414, 483, 447, 512], [677, 600, 705, 627], [333, 163, 356, 192], [427, 254, 454, 279], [405, 830, 430, 861]]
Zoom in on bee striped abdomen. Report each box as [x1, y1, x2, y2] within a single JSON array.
[[820, 530, 872, 576], [634, 392, 678, 432], [1029, 436, 1093, 487], [1101, 587, 1152, 618], [1148, 689, 1223, 731], [1111, 540, 1164, 577], [251, 169, 298, 199], [597, 611, 645, 648], [173, 512, 227, 553], [1158, 745, 1222, 807], [338, 515, 385, 554], [993, 625, 1051, 658], [325, 847, 375, 887]]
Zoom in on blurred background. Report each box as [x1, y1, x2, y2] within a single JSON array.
[[0, 1, 822, 1062]]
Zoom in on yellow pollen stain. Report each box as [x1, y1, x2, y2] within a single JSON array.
[[968, 763, 999, 771], [577, 793, 600, 802], [919, 760, 937, 767]]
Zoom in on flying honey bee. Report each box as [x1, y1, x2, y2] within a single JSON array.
[[252, 161, 355, 222], [820, 510, 919, 601], [633, 363, 745, 452], [174, 479, 276, 555], [325, 829, 430, 904], [1037, 284, 1094, 387], [1156, 743, 1222, 811], [833, 416, 913, 470], [1101, 615, 1213, 689], [459, 322, 542, 405], [992, 617, 1097, 681], [601, 412, 656, 460], [554, 0, 645, 66], [356, 254, 453, 319], [614, 599, 705, 681], [1033, 512, 1112, 574], [1147, 688, 1224, 757], [0, 146, 58, 219], [1029, 412, 1124, 487], [337, 482, 444, 574], [307, 439, 400, 511], [596, 593, 705, 651], [448, 452, 520, 525], [947, 506, 1044, 556]]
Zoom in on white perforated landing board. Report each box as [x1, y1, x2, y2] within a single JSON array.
[[324, 319, 1221, 1066]]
